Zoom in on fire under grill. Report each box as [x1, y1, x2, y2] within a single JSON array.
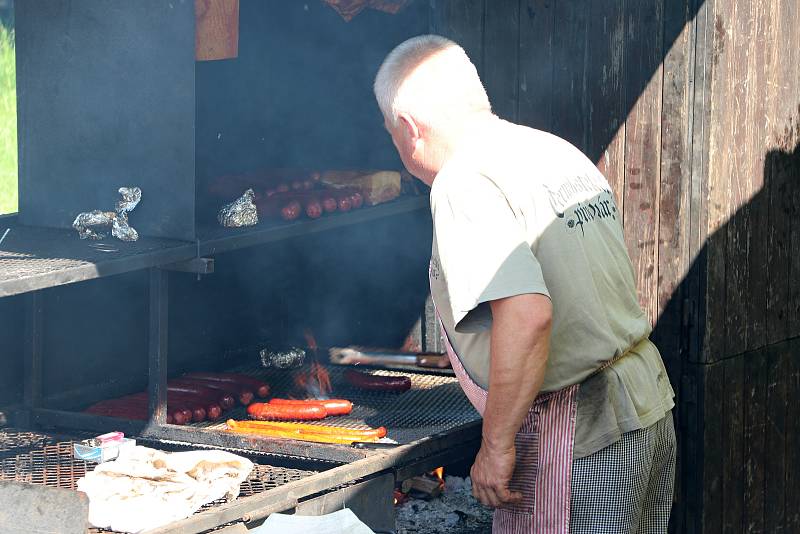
[[189, 364, 478, 445], [0, 430, 317, 534]]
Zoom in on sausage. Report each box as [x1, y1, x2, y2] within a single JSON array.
[[305, 199, 323, 219], [343, 370, 411, 392], [226, 419, 385, 443], [184, 372, 271, 398], [166, 383, 235, 410], [229, 419, 386, 439], [126, 392, 209, 422], [246, 402, 327, 420], [334, 191, 352, 212], [85, 399, 187, 425], [268, 398, 353, 416], [175, 378, 254, 406]]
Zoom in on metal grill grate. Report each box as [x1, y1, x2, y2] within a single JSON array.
[[197, 364, 481, 444], [0, 224, 193, 296], [0, 429, 55, 458], [0, 436, 316, 533]]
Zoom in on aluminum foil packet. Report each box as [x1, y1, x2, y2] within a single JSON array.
[[218, 189, 258, 228], [73, 187, 142, 242], [260, 347, 306, 369]]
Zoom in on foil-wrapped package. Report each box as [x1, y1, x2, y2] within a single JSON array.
[[260, 347, 306, 369], [73, 210, 117, 240], [73, 187, 142, 242], [218, 189, 258, 228], [116, 187, 142, 213]]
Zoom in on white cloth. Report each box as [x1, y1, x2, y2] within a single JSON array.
[[252, 508, 375, 534], [76, 446, 253, 533]]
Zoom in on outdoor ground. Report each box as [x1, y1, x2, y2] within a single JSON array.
[[0, 23, 16, 215]]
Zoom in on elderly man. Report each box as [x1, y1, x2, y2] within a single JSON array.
[[374, 35, 676, 533]]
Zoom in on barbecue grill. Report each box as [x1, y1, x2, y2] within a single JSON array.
[[0, 2, 483, 532]]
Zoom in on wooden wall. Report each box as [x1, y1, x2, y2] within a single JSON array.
[[700, 0, 800, 363], [431, 0, 800, 532]]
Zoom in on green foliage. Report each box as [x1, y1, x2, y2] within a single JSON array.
[[0, 24, 16, 215]]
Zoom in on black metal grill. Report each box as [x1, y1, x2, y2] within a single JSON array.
[[0, 433, 317, 534], [0, 224, 195, 297], [195, 364, 480, 445]]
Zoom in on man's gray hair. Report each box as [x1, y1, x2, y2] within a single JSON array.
[[374, 35, 491, 129]]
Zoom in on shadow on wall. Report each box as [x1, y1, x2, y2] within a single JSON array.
[[652, 128, 800, 532]]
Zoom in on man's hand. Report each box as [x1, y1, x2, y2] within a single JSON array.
[[470, 439, 523, 508], [472, 293, 551, 508]]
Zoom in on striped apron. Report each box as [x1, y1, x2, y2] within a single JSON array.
[[436, 315, 578, 534]]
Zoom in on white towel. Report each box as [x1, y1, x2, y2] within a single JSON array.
[[76, 446, 253, 533]]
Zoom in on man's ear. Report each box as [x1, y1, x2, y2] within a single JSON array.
[[397, 112, 420, 143]]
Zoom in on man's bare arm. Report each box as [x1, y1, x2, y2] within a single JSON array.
[[470, 293, 552, 507]]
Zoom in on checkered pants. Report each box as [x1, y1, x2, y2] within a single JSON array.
[[569, 411, 676, 533]]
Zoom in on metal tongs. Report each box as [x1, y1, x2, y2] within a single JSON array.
[[328, 347, 450, 369]]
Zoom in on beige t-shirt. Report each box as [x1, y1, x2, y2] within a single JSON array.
[[429, 118, 674, 458]]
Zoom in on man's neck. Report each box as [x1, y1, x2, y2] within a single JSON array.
[[426, 113, 498, 186]]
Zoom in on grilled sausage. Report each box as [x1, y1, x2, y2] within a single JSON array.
[[166, 383, 235, 410], [343, 370, 411, 392], [268, 398, 353, 416], [184, 372, 271, 398], [246, 402, 327, 420], [175, 378, 254, 406]]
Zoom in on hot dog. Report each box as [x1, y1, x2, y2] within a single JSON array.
[[247, 402, 327, 420], [125, 392, 209, 422], [175, 378, 254, 406], [184, 372, 271, 398], [228, 419, 386, 439], [268, 398, 353, 416], [258, 191, 338, 220], [226, 419, 385, 444], [166, 383, 235, 410], [343, 370, 411, 392], [85, 399, 187, 425]]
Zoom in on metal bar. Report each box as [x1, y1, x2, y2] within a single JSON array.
[[148, 268, 169, 426], [23, 292, 44, 412], [32, 408, 147, 437], [161, 257, 214, 274]]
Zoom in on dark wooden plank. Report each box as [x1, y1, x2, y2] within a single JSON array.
[[699, 0, 727, 364], [550, 0, 588, 152], [702, 362, 724, 534], [655, 0, 692, 385], [787, 338, 800, 531], [621, 0, 664, 324], [722, 356, 745, 534], [517, 0, 555, 131], [764, 2, 800, 343], [482, 0, 520, 122], [743, 1, 770, 353], [743, 351, 767, 533], [687, 0, 715, 365], [430, 0, 485, 74], [585, 0, 625, 210], [765, 344, 787, 533], [719, 0, 750, 356]]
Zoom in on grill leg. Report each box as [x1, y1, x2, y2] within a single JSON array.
[[23, 291, 44, 421], [148, 268, 169, 426]]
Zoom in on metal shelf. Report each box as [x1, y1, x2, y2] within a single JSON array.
[[0, 196, 429, 298], [197, 195, 429, 256], [0, 224, 196, 298]]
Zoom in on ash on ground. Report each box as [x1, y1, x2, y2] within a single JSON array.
[[396, 476, 493, 534]]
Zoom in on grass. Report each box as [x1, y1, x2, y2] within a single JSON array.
[[0, 24, 16, 215]]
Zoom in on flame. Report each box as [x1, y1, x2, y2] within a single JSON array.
[[432, 466, 444, 482], [303, 328, 318, 352], [293, 361, 332, 399]]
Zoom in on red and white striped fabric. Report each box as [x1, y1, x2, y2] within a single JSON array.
[[438, 317, 579, 534]]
